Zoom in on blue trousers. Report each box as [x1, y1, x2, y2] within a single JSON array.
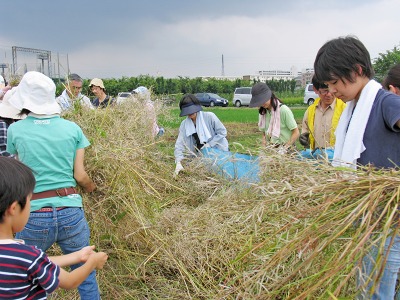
[[16, 207, 100, 300]]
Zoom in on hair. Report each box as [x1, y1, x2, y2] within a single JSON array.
[[258, 92, 282, 115], [382, 63, 400, 90], [0, 157, 36, 223], [314, 36, 374, 84], [68, 73, 83, 83], [311, 74, 328, 90], [179, 94, 200, 110]]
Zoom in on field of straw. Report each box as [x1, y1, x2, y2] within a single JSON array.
[[48, 98, 400, 299]]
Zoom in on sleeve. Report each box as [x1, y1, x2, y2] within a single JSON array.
[[382, 94, 400, 131], [29, 247, 60, 294], [174, 122, 187, 163], [301, 109, 309, 134], [75, 125, 90, 149], [0, 122, 11, 156], [206, 113, 227, 148], [282, 106, 298, 131], [5, 123, 17, 155]]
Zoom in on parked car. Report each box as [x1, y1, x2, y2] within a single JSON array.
[[233, 87, 252, 107], [195, 93, 228, 107], [116, 92, 132, 104], [303, 84, 319, 106]]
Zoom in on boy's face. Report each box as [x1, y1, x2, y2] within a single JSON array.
[[325, 72, 364, 102]]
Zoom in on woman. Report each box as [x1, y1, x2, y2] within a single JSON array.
[[0, 88, 25, 156], [249, 82, 299, 153], [6, 71, 100, 299], [174, 94, 228, 176]]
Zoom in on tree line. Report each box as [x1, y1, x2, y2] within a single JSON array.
[[55, 44, 400, 97]]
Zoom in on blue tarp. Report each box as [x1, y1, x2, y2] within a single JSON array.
[[200, 148, 260, 183], [298, 148, 334, 162]]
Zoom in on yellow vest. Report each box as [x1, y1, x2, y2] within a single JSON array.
[[307, 98, 346, 149]]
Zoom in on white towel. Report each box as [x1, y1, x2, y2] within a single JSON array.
[[267, 102, 281, 139], [333, 80, 382, 169], [184, 111, 212, 143]]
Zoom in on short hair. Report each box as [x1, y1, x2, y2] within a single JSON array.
[[383, 63, 400, 90], [314, 36, 374, 84], [179, 94, 200, 110], [0, 157, 36, 223], [68, 73, 83, 83], [311, 74, 328, 90]]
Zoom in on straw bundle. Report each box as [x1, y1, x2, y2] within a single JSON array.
[[49, 102, 399, 299]]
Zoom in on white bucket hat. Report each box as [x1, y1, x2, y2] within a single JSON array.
[[0, 87, 26, 120], [8, 71, 61, 115]]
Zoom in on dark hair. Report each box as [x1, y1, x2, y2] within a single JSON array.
[[179, 94, 200, 110], [311, 74, 328, 90], [383, 63, 400, 90], [0, 157, 35, 223], [314, 36, 374, 84]]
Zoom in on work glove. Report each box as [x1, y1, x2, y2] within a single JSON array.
[[277, 146, 287, 155], [174, 162, 184, 178], [201, 143, 211, 149], [299, 132, 310, 148]]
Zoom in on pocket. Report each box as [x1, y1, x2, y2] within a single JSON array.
[[62, 217, 90, 248], [16, 227, 50, 251]]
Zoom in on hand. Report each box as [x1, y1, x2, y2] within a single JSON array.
[[87, 251, 108, 270], [78, 245, 96, 263], [174, 162, 184, 178], [299, 132, 310, 148]]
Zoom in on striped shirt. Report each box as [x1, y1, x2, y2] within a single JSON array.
[[0, 242, 60, 299]]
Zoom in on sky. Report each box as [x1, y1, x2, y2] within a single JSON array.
[[1, 0, 399, 79]]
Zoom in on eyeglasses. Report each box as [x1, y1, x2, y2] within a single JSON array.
[[319, 89, 331, 95]]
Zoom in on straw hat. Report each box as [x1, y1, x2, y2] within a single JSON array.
[[0, 88, 25, 119], [8, 71, 61, 115], [89, 78, 105, 89]]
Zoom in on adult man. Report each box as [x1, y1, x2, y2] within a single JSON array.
[[314, 35, 400, 299], [89, 78, 114, 108], [299, 75, 346, 153], [56, 73, 93, 111]]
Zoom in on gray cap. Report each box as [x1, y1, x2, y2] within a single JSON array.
[[179, 102, 203, 117], [249, 82, 272, 108]]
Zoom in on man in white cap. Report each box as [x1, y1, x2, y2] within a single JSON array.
[[6, 71, 101, 299], [89, 78, 114, 108], [56, 73, 93, 111]]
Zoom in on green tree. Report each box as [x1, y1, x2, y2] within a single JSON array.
[[373, 46, 400, 83]]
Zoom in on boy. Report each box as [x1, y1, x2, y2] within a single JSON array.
[[314, 36, 400, 299], [0, 157, 108, 299]]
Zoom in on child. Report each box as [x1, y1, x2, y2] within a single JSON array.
[[314, 35, 400, 299], [0, 157, 108, 299]]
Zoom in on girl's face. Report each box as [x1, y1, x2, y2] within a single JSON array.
[[188, 112, 197, 121], [261, 99, 271, 110]]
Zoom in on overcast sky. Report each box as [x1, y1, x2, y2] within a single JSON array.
[[1, 0, 399, 79]]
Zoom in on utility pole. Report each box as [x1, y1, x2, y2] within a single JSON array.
[[221, 54, 225, 77]]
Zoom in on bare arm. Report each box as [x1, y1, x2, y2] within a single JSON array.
[[396, 119, 400, 129], [74, 148, 96, 192], [57, 252, 108, 289], [49, 246, 95, 267], [286, 127, 300, 148]]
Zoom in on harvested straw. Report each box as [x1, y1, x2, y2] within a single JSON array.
[[49, 101, 399, 299]]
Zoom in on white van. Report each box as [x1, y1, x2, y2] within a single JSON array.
[[303, 84, 319, 106], [233, 87, 252, 107]]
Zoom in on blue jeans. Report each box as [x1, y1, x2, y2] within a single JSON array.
[[15, 207, 100, 300], [359, 234, 400, 299]]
